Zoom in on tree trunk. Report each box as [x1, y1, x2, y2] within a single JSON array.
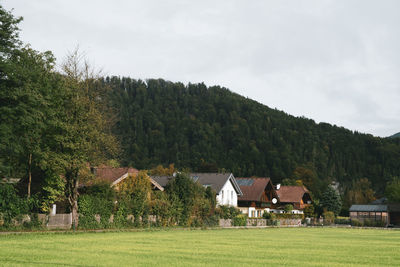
[[27, 153, 32, 198], [67, 170, 79, 229]]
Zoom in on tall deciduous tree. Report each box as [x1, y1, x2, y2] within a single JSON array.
[[49, 48, 118, 227], [0, 5, 59, 198]]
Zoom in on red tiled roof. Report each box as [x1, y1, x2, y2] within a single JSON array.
[[94, 167, 139, 184], [237, 177, 271, 202], [276, 186, 309, 203]]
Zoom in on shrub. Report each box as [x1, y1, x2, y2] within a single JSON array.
[[304, 205, 315, 218], [323, 211, 335, 225], [334, 216, 351, 225], [284, 204, 294, 213], [151, 195, 172, 227], [275, 213, 303, 219], [78, 194, 114, 229], [0, 184, 29, 226], [262, 212, 272, 219], [114, 197, 131, 228], [233, 214, 247, 226], [351, 219, 362, 227], [22, 213, 43, 230], [215, 205, 240, 219], [203, 215, 219, 227]]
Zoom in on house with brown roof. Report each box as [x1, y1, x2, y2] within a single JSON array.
[[236, 177, 279, 217], [89, 167, 164, 191], [275, 185, 312, 213]]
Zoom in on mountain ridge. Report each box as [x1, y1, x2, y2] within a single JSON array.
[[104, 77, 400, 197]]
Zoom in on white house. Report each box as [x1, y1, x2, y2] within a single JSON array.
[[190, 173, 243, 207], [151, 172, 243, 207]]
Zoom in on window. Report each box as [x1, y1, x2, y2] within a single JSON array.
[[222, 190, 224, 201]]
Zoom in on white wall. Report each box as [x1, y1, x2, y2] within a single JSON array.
[[216, 179, 238, 207]]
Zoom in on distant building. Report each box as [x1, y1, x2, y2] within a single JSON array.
[[349, 198, 400, 226], [275, 185, 312, 214], [236, 177, 279, 217], [87, 166, 164, 191], [151, 173, 243, 207]]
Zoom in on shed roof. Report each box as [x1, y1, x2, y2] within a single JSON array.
[[349, 205, 388, 212], [276, 186, 310, 203], [236, 177, 272, 202]]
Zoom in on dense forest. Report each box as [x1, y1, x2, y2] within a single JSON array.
[[104, 77, 400, 197]]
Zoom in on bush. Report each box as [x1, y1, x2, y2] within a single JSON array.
[[114, 197, 131, 228], [275, 213, 303, 219], [362, 219, 385, 227], [22, 213, 43, 230], [203, 214, 219, 227], [233, 214, 247, 226], [284, 204, 294, 213], [215, 205, 240, 219], [351, 219, 362, 227], [323, 211, 335, 225], [78, 194, 114, 229], [334, 216, 350, 225], [262, 212, 272, 219], [304, 205, 315, 218], [0, 184, 29, 227]]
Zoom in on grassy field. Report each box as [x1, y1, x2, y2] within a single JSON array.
[[0, 228, 399, 266]]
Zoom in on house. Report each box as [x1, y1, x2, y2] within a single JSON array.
[[349, 204, 389, 226], [89, 167, 164, 191], [151, 173, 243, 207], [236, 177, 279, 217], [275, 185, 312, 214], [349, 198, 400, 226]]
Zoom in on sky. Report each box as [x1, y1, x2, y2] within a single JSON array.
[[3, 0, 400, 137]]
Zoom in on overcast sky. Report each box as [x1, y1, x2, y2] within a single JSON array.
[[3, 0, 400, 137]]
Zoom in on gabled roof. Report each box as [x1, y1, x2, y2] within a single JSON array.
[[151, 175, 173, 188], [236, 177, 273, 202], [190, 173, 243, 196], [349, 205, 388, 212], [276, 186, 310, 203], [151, 173, 243, 196], [93, 167, 164, 191], [94, 167, 139, 185]]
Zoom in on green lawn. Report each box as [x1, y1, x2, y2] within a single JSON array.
[[0, 228, 399, 266]]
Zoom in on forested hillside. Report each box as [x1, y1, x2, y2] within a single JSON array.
[[390, 133, 400, 139], [105, 77, 400, 197]]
